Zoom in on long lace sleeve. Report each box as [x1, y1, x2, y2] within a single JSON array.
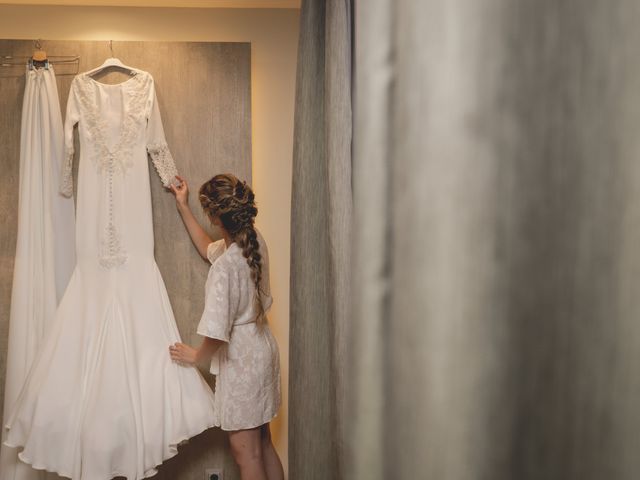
[[60, 79, 80, 197], [146, 84, 179, 188]]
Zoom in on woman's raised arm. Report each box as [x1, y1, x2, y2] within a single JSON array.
[[169, 175, 212, 260]]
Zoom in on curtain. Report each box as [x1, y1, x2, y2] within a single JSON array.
[[350, 1, 640, 480], [289, 0, 353, 479]]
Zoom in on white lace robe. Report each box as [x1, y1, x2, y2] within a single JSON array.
[[197, 232, 281, 431]]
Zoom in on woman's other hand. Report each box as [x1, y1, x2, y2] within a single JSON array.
[[169, 342, 199, 365], [169, 175, 189, 208]]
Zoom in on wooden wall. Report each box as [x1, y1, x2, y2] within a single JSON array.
[[0, 39, 251, 480]]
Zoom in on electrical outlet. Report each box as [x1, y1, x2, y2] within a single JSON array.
[[205, 468, 223, 480]]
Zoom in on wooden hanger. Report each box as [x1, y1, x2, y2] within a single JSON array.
[[84, 40, 139, 77], [29, 39, 49, 70], [32, 39, 47, 61]]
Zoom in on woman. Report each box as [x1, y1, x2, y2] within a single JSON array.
[[168, 173, 284, 480]]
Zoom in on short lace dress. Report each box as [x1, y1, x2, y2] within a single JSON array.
[[198, 231, 281, 431]]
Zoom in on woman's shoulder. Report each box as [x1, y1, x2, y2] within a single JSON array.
[[208, 250, 242, 289], [212, 229, 268, 272], [206, 239, 226, 264], [212, 244, 238, 267]]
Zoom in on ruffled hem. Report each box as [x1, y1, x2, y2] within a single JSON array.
[[1, 267, 217, 480], [3, 420, 216, 480]]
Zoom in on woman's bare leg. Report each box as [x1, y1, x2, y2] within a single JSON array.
[[261, 424, 284, 480], [229, 427, 268, 480]]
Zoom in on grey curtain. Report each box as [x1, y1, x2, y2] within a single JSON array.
[[289, 0, 352, 479], [350, 1, 640, 480]]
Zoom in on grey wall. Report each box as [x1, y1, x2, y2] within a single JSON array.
[[0, 40, 251, 480]]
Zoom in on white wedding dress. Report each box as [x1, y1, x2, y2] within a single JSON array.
[[3, 69, 216, 479], [0, 66, 75, 480]]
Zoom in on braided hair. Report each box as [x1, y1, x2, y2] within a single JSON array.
[[199, 174, 265, 324]]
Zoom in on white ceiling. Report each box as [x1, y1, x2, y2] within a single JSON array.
[[0, 0, 300, 7]]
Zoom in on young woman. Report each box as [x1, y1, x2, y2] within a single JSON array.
[[168, 173, 284, 480]]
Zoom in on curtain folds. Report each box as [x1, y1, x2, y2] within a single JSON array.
[[289, 0, 353, 479], [1, 67, 75, 480], [350, 1, 640, 480], [291, 1, 640, 478]]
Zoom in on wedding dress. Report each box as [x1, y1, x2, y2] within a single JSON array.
[[0, 66, 75, 480], [3, 69, 216, 480]]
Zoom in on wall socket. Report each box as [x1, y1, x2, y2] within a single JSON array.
[[205, 468, 223, 480]]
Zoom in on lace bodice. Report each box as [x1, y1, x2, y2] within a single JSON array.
[[60, 70, 179, 268], [61, 71, 178, 196]]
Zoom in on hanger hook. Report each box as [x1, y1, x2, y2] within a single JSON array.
[[109, 40, 114, 57], [35, 39, 42, 50]]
